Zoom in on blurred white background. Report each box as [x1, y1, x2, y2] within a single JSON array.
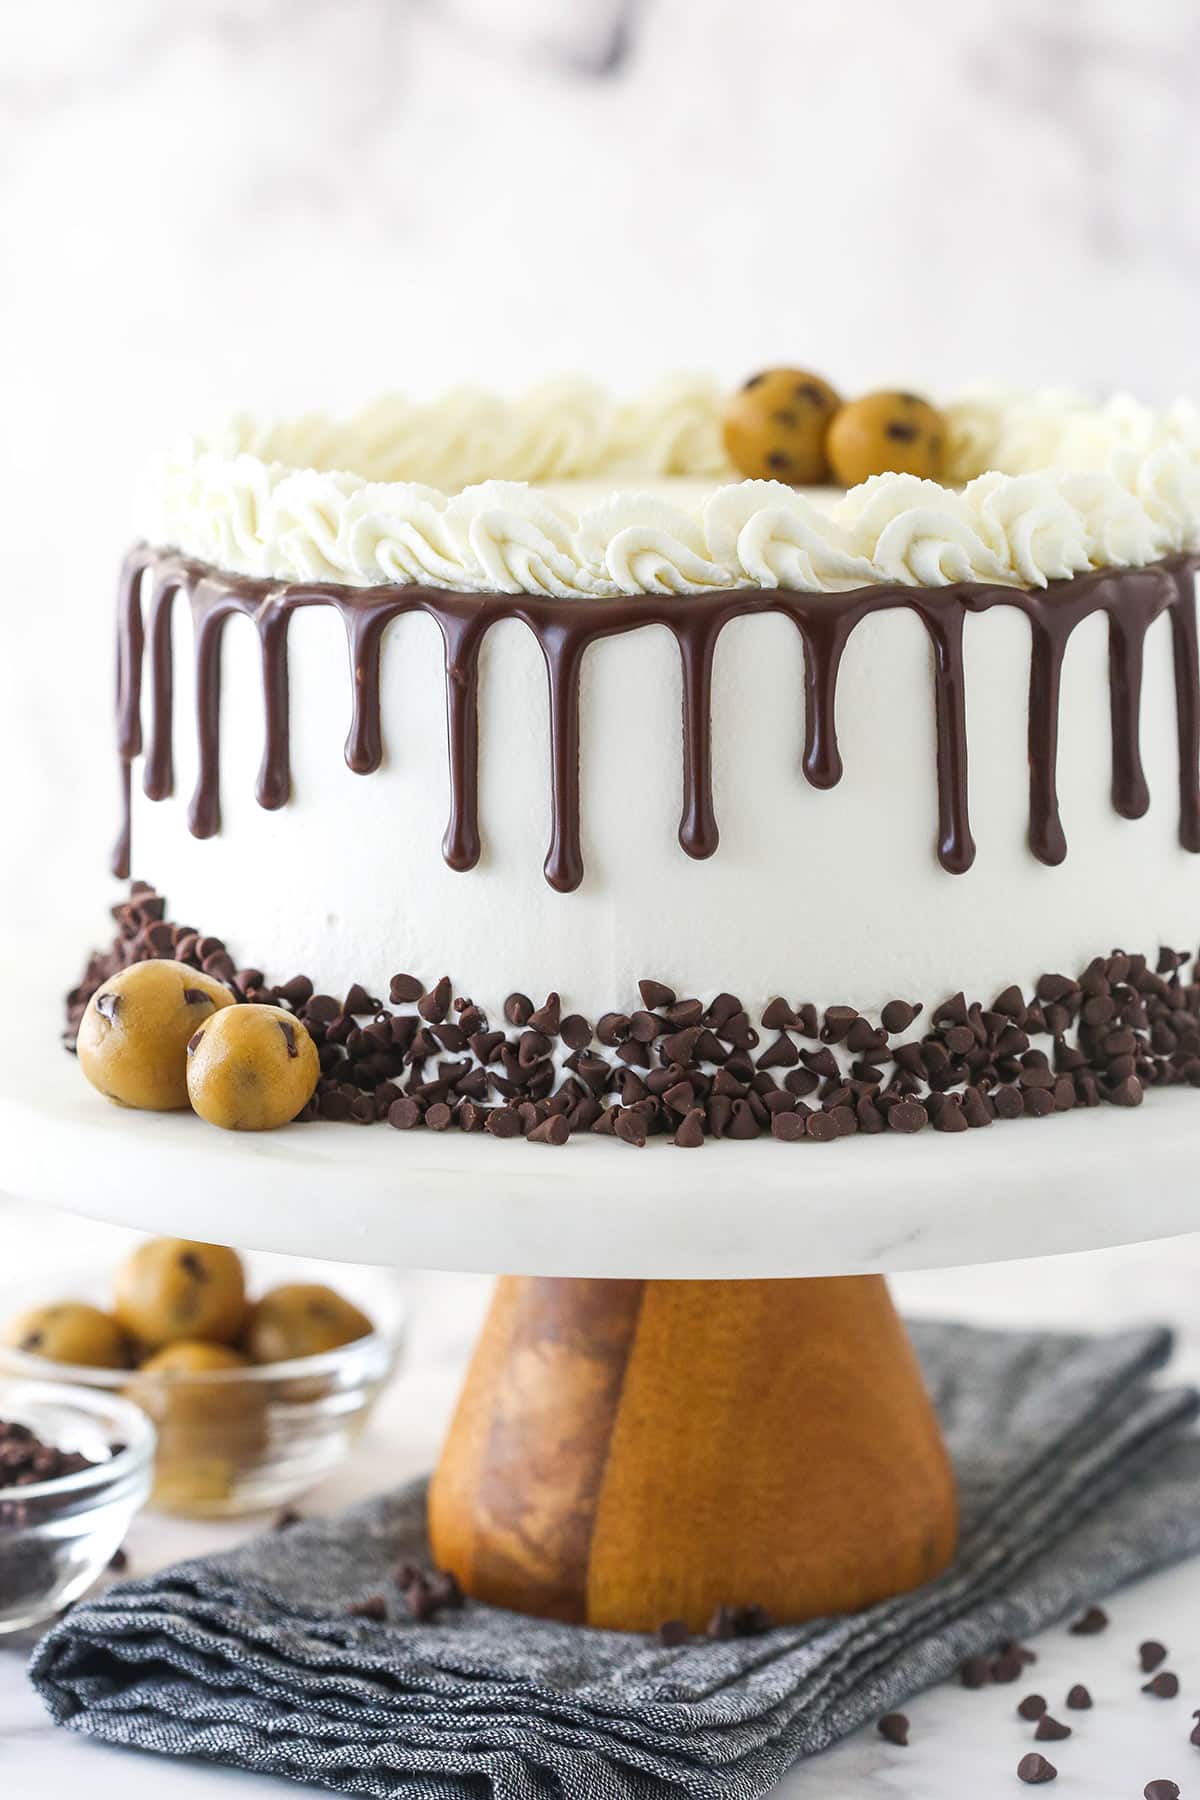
[[3, 0, 1199, 948]]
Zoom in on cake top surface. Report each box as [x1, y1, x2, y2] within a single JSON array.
[[149, 377, 1200, 597]]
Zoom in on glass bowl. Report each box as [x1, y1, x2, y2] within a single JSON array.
[[0, 1256, 407, 1518], [0, 1378, 155, 1634]]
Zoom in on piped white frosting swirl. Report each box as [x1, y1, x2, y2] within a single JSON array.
[[150, 379, 1200, 596]]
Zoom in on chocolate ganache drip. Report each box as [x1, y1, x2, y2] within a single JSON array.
[[113, 546, 1200, 890]]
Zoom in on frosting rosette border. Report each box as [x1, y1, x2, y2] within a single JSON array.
[[148, 379, 1200, 597]]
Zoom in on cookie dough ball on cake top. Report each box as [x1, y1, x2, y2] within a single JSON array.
[[826, 390, 946, 486], [723, 368, 842, 483]]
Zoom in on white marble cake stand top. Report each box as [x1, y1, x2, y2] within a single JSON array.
[[4, 978, 1198, 1277]]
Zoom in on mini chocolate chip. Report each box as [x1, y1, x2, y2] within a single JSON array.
[[806, 1111, 838, 1142], [387, 1097, 423, 1130], [1139, 1639, 1168, 1673], [615, 1110, 648, 1148], [877, 1712, 909, 1746], [889, 1099, 929, 1133], [880, 999, 919, 1033], [656, 1618, 689, 1647], [1065, 1684, 1092, 1709], [1143, 1785, 1179, 1800], [1018, 1694, 1047, 1720], [425, 1102, 452, 1131], [417, 977, 451, 1024], [1035, 1715, 1071, 1742], [529, 1114, 570, 1146], [1069, 1605, 1108, 1635], [638, 978, 675, 1010], [108, 1546, 129, 1573], [346, 1595, 387, 1621], [1142, 1672, 1179, 1698], [528, 993, 561, 1035], [273, 1507, 302, 1531], [771, 1110, 806, 1142], [673, 1109, 706, 1148], [559, 1013, 591, 1049], [992, 1650, 1024, 1684], [389, 973, 423, 1004], [1017, 1752, 1057, 1784]]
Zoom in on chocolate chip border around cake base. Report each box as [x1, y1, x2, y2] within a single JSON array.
[[65, 884, 1200, 1145]]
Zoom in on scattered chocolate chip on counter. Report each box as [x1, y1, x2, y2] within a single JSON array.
[[655, 1619, 689, 1648], [1065, 1683, 1093, 1710], [394, 1563, 463, 1624], [1144, 1783, 1180, 1800], [1142, 1672, 1180, 1699], [345, 1594, 388, 1622], [1034, 1715, 1071, 1742], [877, 1712, 909, 1746], [107, 1545, 129, 1573], [1017, 1694, 1048, 1720], [1017, 1751, 1058, 1784], [1139, 1638, 1168, 1672], [1069, 1604, 1109, 1636], [960, 1654, 991, 1689], [704, 1603, 773, 1640]]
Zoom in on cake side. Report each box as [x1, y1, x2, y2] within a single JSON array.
[[117, 547, 1200, 1023]]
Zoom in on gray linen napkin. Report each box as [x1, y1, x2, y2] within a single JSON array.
[[30, 1320, 1200, 1799]]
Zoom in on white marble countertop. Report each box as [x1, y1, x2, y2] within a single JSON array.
[[3, 1199, 1200, 1797]]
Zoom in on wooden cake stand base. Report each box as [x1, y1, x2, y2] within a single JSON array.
[[429, 1273, 957, 1632]]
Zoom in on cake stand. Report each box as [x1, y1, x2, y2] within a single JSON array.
[[5, 976, 1199, 1632]]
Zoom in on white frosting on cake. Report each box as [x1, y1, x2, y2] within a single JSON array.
[[148, 380, 1200, 598]]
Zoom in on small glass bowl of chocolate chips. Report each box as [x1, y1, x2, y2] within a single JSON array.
[[0, 1379, 154, 1634]]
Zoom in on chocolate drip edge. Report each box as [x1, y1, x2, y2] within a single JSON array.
[[112, 546, 1200, 892]]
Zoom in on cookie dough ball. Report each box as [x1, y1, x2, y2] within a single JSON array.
[[242, 1284, 374, 1365], [3, 1301, 132, 1369], [186, 1004, 319, 1132], [115, 1238, 247, 1350], [723, 369, 842, 484], [76, 962, 234, 1111], [128, 1341, 267, 1511], [826, 390, 947, 486]]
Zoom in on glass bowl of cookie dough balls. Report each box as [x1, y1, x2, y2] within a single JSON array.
[[0, 1240, 406, 1517], [0, 1379, 155, 1634]]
